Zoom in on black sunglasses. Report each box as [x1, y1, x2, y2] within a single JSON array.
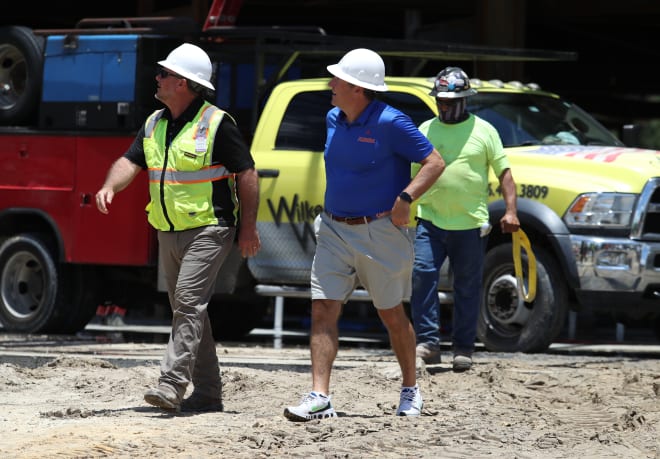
[[157, 68, 184, 79]]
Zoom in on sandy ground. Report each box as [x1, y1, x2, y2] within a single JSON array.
[[0, 335, 658, 459]]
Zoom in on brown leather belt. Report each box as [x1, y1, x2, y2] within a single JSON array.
[[325, 211, 389, 225]]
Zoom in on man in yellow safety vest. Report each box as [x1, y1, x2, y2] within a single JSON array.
[[96, 42, 260, 413]]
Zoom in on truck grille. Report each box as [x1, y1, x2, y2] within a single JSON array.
[[632, 177, 660, 240]]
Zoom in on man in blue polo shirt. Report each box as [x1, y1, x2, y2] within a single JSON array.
[[284, 48, 445, 421]]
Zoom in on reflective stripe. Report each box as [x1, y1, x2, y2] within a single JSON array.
[[195, 105, 219, 142], [144, 109, 165, 137], [148, 164, 231, 183]]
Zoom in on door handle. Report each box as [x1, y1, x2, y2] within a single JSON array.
[[257, 169, 280, 178]]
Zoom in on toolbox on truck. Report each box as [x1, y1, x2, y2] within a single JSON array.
[[38, 34, 169, 131]]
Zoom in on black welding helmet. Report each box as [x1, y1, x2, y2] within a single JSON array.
[[429, 67, 477, 98]]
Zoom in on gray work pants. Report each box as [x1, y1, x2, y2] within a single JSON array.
[[156, 225, 236, 399]]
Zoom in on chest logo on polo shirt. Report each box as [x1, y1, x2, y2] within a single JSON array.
[[357, 129, 376, 144]]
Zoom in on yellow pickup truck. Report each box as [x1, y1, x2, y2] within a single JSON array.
[[249, 77, 660, 352]]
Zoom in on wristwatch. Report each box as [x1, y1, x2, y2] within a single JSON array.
[[399, 191, 413, 203]]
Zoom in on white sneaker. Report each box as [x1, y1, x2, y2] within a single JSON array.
[[396, 385, 423, 416], [284, 392, 337, 422]]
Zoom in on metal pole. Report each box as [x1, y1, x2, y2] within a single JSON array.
[[274, 296, 284, 349]]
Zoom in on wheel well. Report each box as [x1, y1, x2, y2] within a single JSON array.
[[0, 209, 64, 260]]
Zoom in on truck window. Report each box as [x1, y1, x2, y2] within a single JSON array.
[[379, 92, 435, 127], [274, 90, 436, 152], [468, 93, 623, 147], [276, 90, 331, 151]]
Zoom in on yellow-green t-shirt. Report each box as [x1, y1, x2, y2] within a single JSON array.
[[412, 114, 509, 230]]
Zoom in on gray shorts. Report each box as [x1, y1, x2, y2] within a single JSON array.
[[311, 212, 413, 309]]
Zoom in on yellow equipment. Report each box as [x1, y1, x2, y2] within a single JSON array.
[[512, 229, 537, 302]]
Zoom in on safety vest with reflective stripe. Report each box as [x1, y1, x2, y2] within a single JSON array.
[[143, 102, 232, 231]]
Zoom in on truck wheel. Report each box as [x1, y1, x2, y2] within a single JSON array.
[[477, 244, 567, 353], [0, 26, 44, 125], [0, 234, 61, 332], [0, 234, 97, 333]]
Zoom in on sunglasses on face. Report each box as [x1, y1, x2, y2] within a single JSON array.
[[157, 68, 183, 79]]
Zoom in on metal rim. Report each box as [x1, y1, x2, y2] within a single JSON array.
[[1, 250, 45, 321], [485, 272, 530, 329]]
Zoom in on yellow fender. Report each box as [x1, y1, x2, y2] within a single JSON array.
[[512, 229, 537, 302]]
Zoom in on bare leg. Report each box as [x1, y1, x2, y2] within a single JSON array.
[[378, 304, 417, 387], [310, 299, 342, 395]]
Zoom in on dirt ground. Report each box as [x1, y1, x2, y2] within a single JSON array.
[[0, 334, 658, 459]]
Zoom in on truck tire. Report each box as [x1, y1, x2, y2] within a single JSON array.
[[477, 244, 567, 353], [0, 234, 60, 332], [0, 26, 44, 125], [0, 234, 97, 333]]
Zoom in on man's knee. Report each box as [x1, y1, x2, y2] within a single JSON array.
[[377, 303, 409, 329], [311, 299, 342, 323]]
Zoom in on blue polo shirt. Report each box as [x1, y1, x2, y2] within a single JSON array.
[[324, 100, 434, 216]]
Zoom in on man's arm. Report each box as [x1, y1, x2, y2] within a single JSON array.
[[390, 149, 445, 227], [95, 157, 142, 214], [236, 167, 261, 258], [498, 168, 520, 233]]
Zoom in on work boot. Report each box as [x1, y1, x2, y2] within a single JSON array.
[[144, 384, 181, 412], [452, 353, 473, 372], [181, 391, 224, 412], [416, 343, 441, 364]]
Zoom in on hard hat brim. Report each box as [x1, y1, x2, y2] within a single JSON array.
[[158, 60, 215, 91], [327, 64, 388, 92]]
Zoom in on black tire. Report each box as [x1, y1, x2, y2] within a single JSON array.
[[0, 234, 98, 334], [0, 234, 60, 332], [477, 243, 567, 353], [55, 267, 100, 334], [0, 26, 44, 125]]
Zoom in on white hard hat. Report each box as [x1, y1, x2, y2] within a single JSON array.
[[158, 43, 215, 91], [327, 48, 388, 92]]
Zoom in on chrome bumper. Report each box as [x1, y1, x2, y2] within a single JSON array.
[[571, 235, 660, 293]]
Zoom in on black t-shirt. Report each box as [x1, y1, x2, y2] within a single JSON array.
[[124, 98, 255, 227]]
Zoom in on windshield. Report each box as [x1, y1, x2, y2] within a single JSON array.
[[467, 93, 624, 148]]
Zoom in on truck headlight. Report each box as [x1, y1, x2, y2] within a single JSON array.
[[564, 193, 636, 229]]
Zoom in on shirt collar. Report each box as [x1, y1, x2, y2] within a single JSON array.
[[337, 100, 382, 127], [163, 97, 205, 123]]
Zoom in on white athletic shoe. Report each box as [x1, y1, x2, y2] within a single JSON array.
[[284, 391, 337, 422], [396, 385, 423, 416]]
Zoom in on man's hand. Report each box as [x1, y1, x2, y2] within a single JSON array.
[[500, 212, 520, 233], [95, 157, 141, 214], [390, 199, 411, 227], [238, 227, 261, 258], [96, 187, 115, 214]]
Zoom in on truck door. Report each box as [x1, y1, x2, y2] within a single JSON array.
[[249, 85, 329, 284]]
